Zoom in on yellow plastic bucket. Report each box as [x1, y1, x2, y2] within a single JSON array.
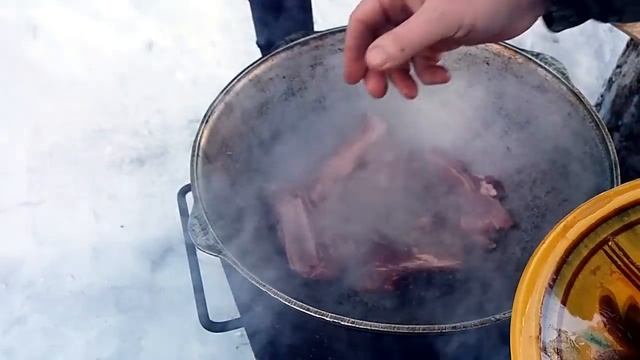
[[511, 180, 640, 359]]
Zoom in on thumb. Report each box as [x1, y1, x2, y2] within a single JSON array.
[[365, 2, 463, 70]]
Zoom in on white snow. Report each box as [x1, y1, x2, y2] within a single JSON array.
[[0, 1, 628, 359]]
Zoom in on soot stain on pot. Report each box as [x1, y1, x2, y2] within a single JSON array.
[[308, 56, 324, 72]]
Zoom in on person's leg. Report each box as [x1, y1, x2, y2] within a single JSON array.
[[248, 0, 314, 56]]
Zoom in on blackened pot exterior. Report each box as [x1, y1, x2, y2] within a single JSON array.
[[221, 260, 511, 360]]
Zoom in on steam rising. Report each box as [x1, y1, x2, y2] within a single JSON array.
[[195, 36, 614, 328]]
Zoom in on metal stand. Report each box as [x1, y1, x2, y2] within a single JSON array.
[[248, 0, 314, 56]]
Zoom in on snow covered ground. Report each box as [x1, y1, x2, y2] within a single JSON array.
[[0, 1, 628, 359]]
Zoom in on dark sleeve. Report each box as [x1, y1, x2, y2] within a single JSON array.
[[543, 0, 640, 32]]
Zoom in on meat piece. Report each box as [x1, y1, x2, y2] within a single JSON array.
[[352, 243, 461, 291], [425, 150, 507, 197], [358, 253, 461, 291], [268, 114, 514, 291], [309, 115, 387, 203], [478, 176, 506, 198], [424, 150, 514, 247], [399, 253, 461, 270], [459, 196, 514, 232], [415, 216, 435, 232], [458, 191, 514, 248], [425, 149, 478, 191], [271, 192, 334, 279]]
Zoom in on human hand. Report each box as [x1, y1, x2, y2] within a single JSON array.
[[344, 0, 548, 99]]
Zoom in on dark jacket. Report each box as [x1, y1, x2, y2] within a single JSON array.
[[544, 0, 640, 31]]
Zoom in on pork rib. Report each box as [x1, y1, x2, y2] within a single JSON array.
[[425, 150, 514, 247], [309, 115, 387, 203], [271, 192, 334, 279]]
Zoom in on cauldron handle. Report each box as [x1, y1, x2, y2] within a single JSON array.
[[177, 184, 243, 333]]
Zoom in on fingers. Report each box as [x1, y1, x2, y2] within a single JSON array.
[[363, 52, 450, 98], [344, 0, 387, 84], [415, 63, 450, 85], [364, 66, 418, 99], [388, 66, 418, 99], [364, 70, 388, 98], [413, 51, 451, 85], [347, 0, 458, 97], [364, 53, 449, 98], [365, 2, 462, 71]]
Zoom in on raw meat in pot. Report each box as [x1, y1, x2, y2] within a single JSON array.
[[271, 191, 335, 279], [269, 115, 514, 291], [309, 115, 387, 203]]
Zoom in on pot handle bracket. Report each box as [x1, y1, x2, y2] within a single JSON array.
[[177, 184, 243, 333]]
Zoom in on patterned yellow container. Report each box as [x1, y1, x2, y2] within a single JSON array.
[[511, 180, 640, 359]]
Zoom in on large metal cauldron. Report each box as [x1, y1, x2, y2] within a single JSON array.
[[183, 27, 619, 337]]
